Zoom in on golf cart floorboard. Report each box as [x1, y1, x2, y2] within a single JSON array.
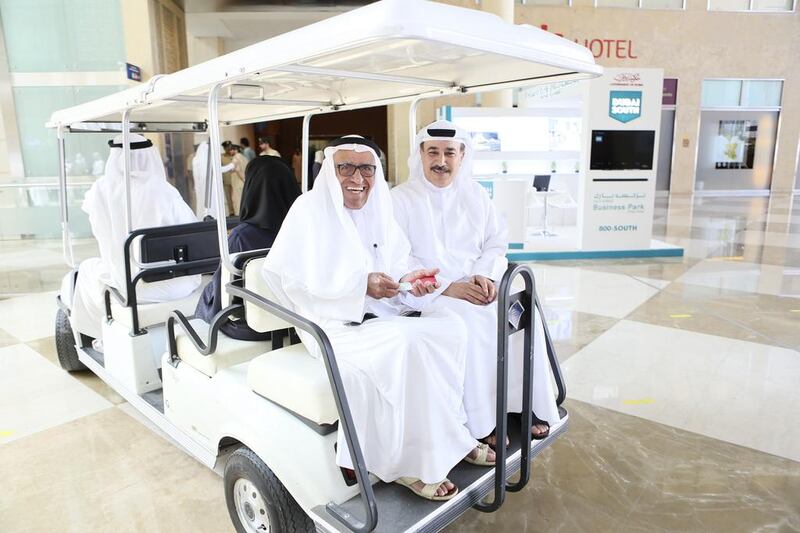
[[312, 409, 568, 533], [83, 345, 164, 413], [84, 345, 105, 367], [142, 389, 165, 413]]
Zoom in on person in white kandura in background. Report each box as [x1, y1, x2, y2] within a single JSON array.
[[223, 142, 249, 215], [261, 135, 497, 501], [191, 141, 234, 218], [68, 134, 202, 345], [392, 120, 560, 449]]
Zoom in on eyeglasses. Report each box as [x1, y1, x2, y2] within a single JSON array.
[[336, 163, 377, 178]]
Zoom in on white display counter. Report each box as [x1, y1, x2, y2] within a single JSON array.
[[445, 70, 684, 260]]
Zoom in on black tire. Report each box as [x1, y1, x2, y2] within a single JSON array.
[[55, 308, 86, 372], [224, 446, 314, 533]]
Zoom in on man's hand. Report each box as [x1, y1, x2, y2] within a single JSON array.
[[443, 275, 496, 305], [367, 272, 400, 299], [471, 274, 497, 303], [400, 268, 440, 297]]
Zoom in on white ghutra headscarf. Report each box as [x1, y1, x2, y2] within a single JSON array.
[[82, 133, 199, 300]]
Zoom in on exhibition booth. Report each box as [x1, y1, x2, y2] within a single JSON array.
[[446, 67, 683, 261]]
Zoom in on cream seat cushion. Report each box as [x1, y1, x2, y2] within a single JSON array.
[[241, 256, 336, 425], [176, 318, 268, 378], [242, 257, 294, 333], [111, 283, 206, 330], [247, 344, 338, 426]]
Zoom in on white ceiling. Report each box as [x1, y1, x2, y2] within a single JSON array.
[[184, 2, 375, 53]]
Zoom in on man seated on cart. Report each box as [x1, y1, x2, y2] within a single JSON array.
[[261, 136, 496, 501], [393, 120, 560, 448], [69, 133, 201, 348]]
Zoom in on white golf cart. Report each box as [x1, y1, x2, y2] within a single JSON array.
[[50, 1, 601, 531]]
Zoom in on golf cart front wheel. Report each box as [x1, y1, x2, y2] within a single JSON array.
[[55, 308, 86, 372], [224, 446, 314, 533]]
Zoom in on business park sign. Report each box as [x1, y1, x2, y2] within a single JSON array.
[[609, 91, 642, 123], [578, 68, 663, 251]]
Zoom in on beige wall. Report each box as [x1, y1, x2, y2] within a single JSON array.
[[122, 0, 192, 159], [121, 0, 156, 81], [125, 0, 188, 127], [389, 0, 800, 192]]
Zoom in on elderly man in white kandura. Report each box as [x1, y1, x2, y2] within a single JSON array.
[[392, 120, 560, 450], [260, 135, 496, 502]]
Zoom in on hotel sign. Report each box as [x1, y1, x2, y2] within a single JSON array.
[[539, 25, 638, 60]]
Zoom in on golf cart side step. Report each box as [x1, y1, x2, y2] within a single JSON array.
[[82, 345, 165, 413], [311, 412, 569, 533]]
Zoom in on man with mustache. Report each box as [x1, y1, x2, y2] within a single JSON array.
[[392, 120, 559, 449], [261, 135, 495, 501]]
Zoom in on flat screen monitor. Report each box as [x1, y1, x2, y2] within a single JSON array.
[[590, 130, 655, 171], [533, 175, 551, 192]]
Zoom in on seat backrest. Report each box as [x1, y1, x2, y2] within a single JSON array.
[[218, 248, 270, 309], [138, 221, 222, 282], [243, 257, 294, 333]]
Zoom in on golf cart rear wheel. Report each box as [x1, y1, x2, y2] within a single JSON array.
[[224, 446, 313, 533], [55, 308, 86, 372]]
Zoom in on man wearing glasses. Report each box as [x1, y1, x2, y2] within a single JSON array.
[[261, 136, 496, 502]]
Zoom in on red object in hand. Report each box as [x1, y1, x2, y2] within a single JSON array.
[[416, 275, 437, 285]]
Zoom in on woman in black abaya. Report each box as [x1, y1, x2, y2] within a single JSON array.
[[194, 155, 300, 340]]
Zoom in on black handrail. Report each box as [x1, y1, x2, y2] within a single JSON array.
[[225, 279, 378, 533], [506, 268, 536, 495], [163, 249, 275, 364], [473, 262, 536, 512], [105, 258, 220, 335], [112, 218, 239, 335], [473, 262, 569, 511], [166, 304, 245, 366]]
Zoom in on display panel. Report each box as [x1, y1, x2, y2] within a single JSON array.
[[590, 130, 655, 170], [713, 120, 757, 170], [533, 175, 551, 191]]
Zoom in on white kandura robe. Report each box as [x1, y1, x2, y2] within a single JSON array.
[[70, 135, 201, 339], [191, 141, 233, 219], [392, 120, 559, 439], [262, 141, 476, 484]]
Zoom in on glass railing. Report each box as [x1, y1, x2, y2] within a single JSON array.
[[0, 180, 94, 240]]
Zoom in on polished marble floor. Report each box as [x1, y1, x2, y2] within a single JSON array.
[[1, 194, 798, 532]]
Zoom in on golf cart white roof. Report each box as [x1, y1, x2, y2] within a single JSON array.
[[47, 0, 601, 129]]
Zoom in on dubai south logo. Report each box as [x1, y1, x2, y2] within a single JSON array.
[[609, 90, 642, 123]]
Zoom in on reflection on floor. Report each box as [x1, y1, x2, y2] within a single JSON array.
[[1, 195, 798, 532]]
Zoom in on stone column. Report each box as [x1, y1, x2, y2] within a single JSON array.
[[479, 0, 514, 108], [386, 102, 412, 186]]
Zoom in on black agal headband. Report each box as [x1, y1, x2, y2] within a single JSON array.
[[108, 138, 153, 150], [426, 128, 457, 138], [328, 136, 382, 156]]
